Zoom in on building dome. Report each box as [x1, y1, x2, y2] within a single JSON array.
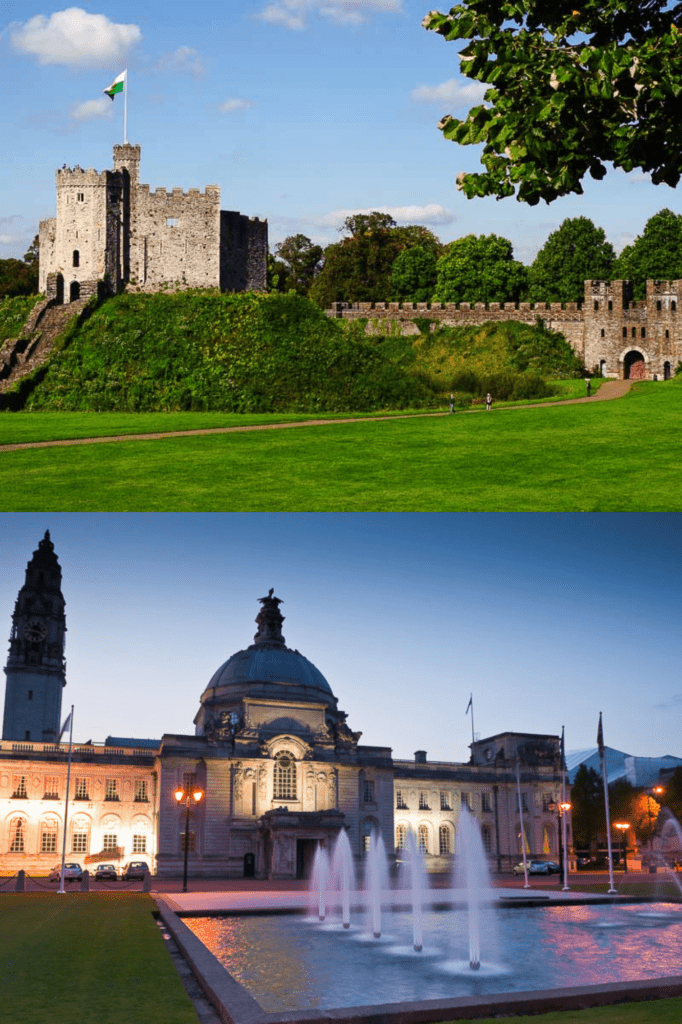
[[195, 591, 337, 734]]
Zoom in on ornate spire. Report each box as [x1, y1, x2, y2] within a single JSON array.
[[254, 589, 285, 645]]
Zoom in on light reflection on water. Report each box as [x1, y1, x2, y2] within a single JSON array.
[[187, 904, 682, 1013]]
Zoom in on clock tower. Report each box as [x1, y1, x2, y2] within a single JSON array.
[[2, 531, 67, 742]]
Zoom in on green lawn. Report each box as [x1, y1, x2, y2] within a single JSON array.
[[443, 998, 682, 1024], [0, 893, 198, 1024], [0, 379, 678, 511]]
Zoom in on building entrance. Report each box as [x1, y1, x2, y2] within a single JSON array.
[[623, 350, 647, 380], [296, 839, 317, 880]]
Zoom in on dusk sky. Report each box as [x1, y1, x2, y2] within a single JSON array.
[[2, 1, 680, 266], [1, 513, 679, 763]]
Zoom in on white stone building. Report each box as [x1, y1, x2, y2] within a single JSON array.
[[2, 536, 567, 879]]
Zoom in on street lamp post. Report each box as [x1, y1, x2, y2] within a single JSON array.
[[647, 786, 664, 874], [548, 800, 572, 888], [174, 786, 203, 893], [614, 822, 630, 873]]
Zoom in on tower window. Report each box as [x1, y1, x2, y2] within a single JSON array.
[[75, 777, 90, 800], [274, 752, 296, 800], [601, 329, 605, 338], [608, 301, 613, 311], [77, 193, 84, 202], [105, 778, 119, 801], [25, 731, 30, 741], [673, 301, 677, 312], [28, 690, 33, 700], [12, 775, 28, 798], [594, 300, 599, 311], [166, 218, 178, 227], [73, 250, 79, 268], [363, 780, 375, 804], [623, 327, 627, 338], [641, 327, 646, 338], [657, 301, 662, 311]]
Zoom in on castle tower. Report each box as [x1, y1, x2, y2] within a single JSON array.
[[2, 532, 67, 742], [113, 144, 140, 286]]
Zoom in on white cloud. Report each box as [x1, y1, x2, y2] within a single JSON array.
[[70, 97, 113, 122], [255, 0, 402, 30], [319, 204, 454, 228], [0, 235, 15, 245], [219, 98, 255, 113], [10, 7, 141, 68], [152, 46, 203, 77], [411, 78, 488, 106]]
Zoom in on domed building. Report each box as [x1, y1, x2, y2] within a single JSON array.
[[2, 536, 570, 882]]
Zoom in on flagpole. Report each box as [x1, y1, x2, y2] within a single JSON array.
[[561, 726, 570, 891], [124, 70, 128, 145], [516, 755, 530, 888], [58, 706, 74, 895], [598, 712, 618, 894]]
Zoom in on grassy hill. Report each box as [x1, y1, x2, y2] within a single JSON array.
[[6, 291, 584, 413], [0, 294, 43, 344]]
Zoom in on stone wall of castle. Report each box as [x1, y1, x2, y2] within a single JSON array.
[[39, 145, 267, 302], [327, 280, 682, 380], [220, 211, 268, 292]]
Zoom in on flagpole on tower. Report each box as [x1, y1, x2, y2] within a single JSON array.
[[124, 69, 128, 145]]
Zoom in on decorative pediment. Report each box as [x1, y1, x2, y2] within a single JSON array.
[[260, 734, 313, 761]]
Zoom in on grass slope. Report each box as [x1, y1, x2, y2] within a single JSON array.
[[0, 893, 197, 1024], [0, 294, 43, 343], [442, 997, 682, 1024], [0, 379, 678, 511], [7, 291, 581, 413]]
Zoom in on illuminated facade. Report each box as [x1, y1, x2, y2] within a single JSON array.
[[1, 537, 566, 879]]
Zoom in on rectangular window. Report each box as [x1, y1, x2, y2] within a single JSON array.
[[41, 828, 57, 853], [439, 826, 450, 855], [542, 793, 553, 812], [440, 790, 451, 811], [10, 821, 25, 852], [44, 776, 60, 799], [132, 834, 147, 854], [75, 777, 89, 800], [77, 192, 84, 202], [72, 832, 88, 854], [396, 790, 408, 809], [166, 217, 178, 227], [461, 791, 471, 811], [105, 779, 119, 801], [362, 834, 371, 853], [482, 792, 492, 813], [521, 792, 529, 813], [102, 834, 118, 852], [181, 831, 196, 853], [12, 775, 28, 798], [363, 780, 375, 804], [134, 780, 149, 802], [419, 791, 429, 810]]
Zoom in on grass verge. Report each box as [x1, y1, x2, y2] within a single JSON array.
[[0, 892, 198, 1024], [441, 997, 682, 1024], [0, 380, 678, 511]]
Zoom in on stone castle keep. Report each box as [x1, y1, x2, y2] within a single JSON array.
[[329, 278, 682, 380], [38, 144, 267, 302]]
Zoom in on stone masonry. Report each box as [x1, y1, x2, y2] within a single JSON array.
[[328, 278, 682, 380], [39, 144, 267, 303]]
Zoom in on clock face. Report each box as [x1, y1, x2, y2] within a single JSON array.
[[23, 619, 47, 642]]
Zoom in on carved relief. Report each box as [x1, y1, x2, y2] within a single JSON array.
[[233, 763, 244, 801], [258, 765, 267, 800]]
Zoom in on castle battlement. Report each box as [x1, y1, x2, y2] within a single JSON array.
[[40, 143, 267, 302], [335, 299, 584, 314], [137, 183, 220, 201]]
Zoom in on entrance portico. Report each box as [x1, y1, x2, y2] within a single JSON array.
[[259, 808, 346, 880]]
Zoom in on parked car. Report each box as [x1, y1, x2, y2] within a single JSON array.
[[512, 860, 559, 875], [49, 862, 83, 882], [122, 861, 149, 881], [94, 863, 118, 881]]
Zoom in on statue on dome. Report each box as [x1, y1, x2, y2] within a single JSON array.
[[254, 589, 286, 645]]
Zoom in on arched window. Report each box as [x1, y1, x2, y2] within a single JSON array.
[[10, 817, 26, 852], [664, 361, 671, 380], [543, 825, 554, 855], [481, 826, 492, 853], [41, 818, 58, 853], [273, 751, 296, 800], [73, 250, 80, 267], [417, 825, 428, 853], [439, 825, 450, 855], [396, 824, 407, 850]]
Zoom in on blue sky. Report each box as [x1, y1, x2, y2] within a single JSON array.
[[2, 1, 681, 267], [1, 513, 680, 764]]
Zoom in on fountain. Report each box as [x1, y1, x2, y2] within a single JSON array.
[[311, 842, 330, 921], [456, 805, 493, 970], [330, 829, 356, 928], [403, 830, 425, 952], [366, 831, 388, 938]]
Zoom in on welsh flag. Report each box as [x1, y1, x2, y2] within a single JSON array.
[[104, 70, 126, 100]]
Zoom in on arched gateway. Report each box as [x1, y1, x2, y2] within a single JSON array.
[[623, 349, 647, 380]]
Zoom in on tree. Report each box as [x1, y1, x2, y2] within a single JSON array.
[[570, 764, 603, 851], [390, 246, 439, 303], [432, 233, 527, 304], [423, 3, 682, 205], [23, 234, 39, 267], [274, 234, 323, 296], [613, 209, 682, 300], [526, 218, 615, 303], [308, 212, 444, 306], [662, 767, 682, 825]]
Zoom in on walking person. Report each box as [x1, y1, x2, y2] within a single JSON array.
[[449, 393, 455, 414], [585, 377, 591, 397], [485, 392, 492, 412]]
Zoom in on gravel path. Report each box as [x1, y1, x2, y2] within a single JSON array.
[[0, 380, 632, 453]]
